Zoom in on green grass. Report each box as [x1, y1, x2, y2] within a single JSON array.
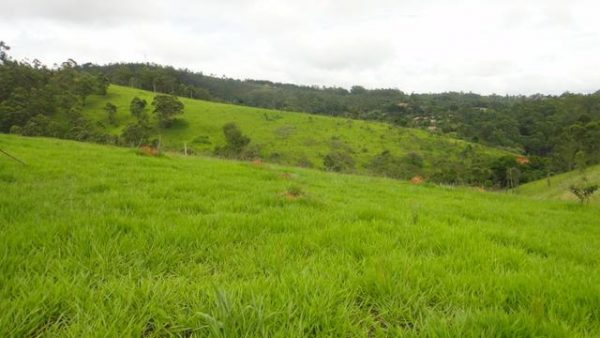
[[1, 134, 599, 336], [84, 85, 509, 174], [517, 165, 600, 205]]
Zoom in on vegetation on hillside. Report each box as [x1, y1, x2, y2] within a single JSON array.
[[1, 134, 599, 336], [0, 42, 110, 142], [84, 85, 525, 187], [84, 61, 600, 174], [518, 164, 600, 205], [2, 42, 599, 189]]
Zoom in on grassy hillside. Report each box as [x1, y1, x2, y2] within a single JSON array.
[[1, 134, 599, 336], [517, 165, 600, 205], [84, 85, 509, 174]]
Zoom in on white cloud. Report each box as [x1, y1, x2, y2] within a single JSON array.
[[1, 0, 599, 94]]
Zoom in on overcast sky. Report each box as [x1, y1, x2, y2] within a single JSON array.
[[1, 0, 599, 95]]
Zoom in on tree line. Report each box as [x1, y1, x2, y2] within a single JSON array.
[[0, 42, 186, 147], [2, 42, 599, 189]]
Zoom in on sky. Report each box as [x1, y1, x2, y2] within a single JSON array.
[[1, 0, 599, 95]]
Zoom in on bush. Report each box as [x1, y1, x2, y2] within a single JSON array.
[[21, 114, 62, 137], [491, 156, 520, 188], [239, 144, 260, 161], [130, 97, 147, 120], [297, 156, 314, 168], [65, 116, 109, 142], [9, 125, 22, 135], [367, 150, 423, 179], [323, 150, 355, 172], [121, 121, 153, 146], [104, 102, 117, 126], [569, 177, 598, 204], [192, 135, 211, 145], [214, 122, 253, 159]]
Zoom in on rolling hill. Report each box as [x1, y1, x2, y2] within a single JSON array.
[[83, 85, 510, 176], [1, 134, 599, 336], [517, 165, 600, 205]]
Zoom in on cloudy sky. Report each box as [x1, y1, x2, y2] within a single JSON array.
[[1, 0, 599, 95]]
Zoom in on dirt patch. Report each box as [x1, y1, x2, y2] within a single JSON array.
[[410, 176, 424, 185], [138, 145, 159, 156]]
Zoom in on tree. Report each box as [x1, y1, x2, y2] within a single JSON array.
[[95, 74, 110, 95], [152, 94, 184, 127], [557, 121, 600, 171], [21, 114, 52, 136], [65, 116, 109, 142], [350, 85, 367, 95], [104, 102, 117, 125], [121, 120, 153, 146], [215, 122, 252, 158], [129, 97, 147, 120], [506, 166, 521, 189], [491, 156, 520, 188], [74, 73, 98, 104], [0, 87, 30, 132], [0, 41, 10, 63]]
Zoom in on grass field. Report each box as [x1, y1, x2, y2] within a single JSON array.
[[83, 85, 509, 174], [1, 134, 599, 336], [517, 165, 600, 206]]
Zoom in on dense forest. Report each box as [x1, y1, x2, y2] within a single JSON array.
[[1, 41, 599, 188], [0, 42, 111, 142], [0, 43, 183, 146]]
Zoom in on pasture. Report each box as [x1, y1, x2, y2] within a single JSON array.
[[0, 134, 599, 336]]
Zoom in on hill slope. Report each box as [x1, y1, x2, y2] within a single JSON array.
[[517, 165, 600, 205], [1, 134, 599, 336], [83, 85, 509, 177]]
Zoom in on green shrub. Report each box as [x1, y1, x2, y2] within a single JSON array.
[[569, 177, 598, 204], [104, 102, 117, 126], [367, 150, 423, 179], [130, 97, 147, 120], [214, 122, 253, 159], [297, 156, 314, 168], [192, 135, 211, 145], [9, 125, 22, 135], [121, 121, 153, 146], [21, 114, 62, 137], [323, 151, 355, 172]]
